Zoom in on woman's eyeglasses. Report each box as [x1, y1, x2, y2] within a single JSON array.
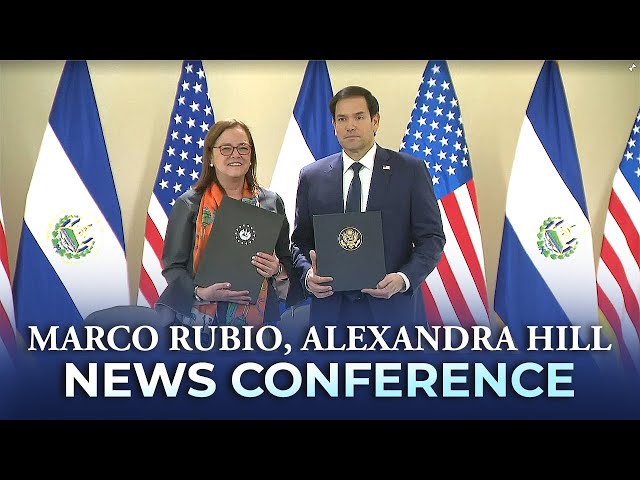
[[213, 144, 252, 156]]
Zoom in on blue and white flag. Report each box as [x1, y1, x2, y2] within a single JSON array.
[[494, 60, 599, 349], [13, 60, 130, 339], [270, 60, 341, 237]]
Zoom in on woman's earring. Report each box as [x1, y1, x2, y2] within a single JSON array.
[[209, 163, 213, 167]]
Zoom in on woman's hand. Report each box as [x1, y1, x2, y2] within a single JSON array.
[[252, 251, 281, 279], [197, 282, 251, 304]]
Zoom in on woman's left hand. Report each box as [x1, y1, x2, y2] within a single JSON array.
[[252, 251, 280, 278]]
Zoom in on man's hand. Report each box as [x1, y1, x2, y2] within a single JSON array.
[[306, 249, 334, 298], [361, 273, 405, 299]]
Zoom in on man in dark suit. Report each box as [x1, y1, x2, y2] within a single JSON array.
[[291, 85, 445, 346]]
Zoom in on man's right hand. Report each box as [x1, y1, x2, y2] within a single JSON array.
[[306, 249, 334, 298]]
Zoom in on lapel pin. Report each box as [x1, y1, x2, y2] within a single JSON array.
[[383, 165, 391, 170]]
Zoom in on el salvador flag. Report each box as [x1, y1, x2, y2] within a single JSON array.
[[270, 60, 341, 237], [494, 60, 599, 349], [13, 60, 130, 340]]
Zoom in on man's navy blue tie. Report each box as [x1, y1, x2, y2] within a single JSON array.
[[345, 162, 363, 213], [344, 162, 364, 301]]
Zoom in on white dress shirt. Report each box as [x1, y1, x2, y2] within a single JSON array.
[[342, 145, 375, 212]]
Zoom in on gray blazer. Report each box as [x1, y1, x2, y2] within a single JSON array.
[[156, 186, 304, 325]]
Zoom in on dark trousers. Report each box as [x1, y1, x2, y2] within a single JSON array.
[[338, 293, 419, 349], [325, 293, 374, 347]]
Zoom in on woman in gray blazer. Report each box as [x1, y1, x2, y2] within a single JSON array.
[[155, 118, 303, 332]]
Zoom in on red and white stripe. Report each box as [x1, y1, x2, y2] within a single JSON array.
[[596, 170, 640, 377], [0, 197, 17, 367], [420, 179, 490, 328], [137, 194, 168, 307]]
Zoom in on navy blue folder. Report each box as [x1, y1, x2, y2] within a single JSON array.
[[313, 211, 386, 291]]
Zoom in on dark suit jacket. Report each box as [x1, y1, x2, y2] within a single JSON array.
[[156, 186, 304, 325], [291, 145, 445, 328]]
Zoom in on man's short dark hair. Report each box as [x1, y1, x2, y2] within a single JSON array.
[[329, 85, 380, 120]]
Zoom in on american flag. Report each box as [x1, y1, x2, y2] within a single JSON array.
[[0, 195, 17, 368], [399, 60, 490, 329], [596, 107, 640, 379], [137, 60, 214, 307]]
